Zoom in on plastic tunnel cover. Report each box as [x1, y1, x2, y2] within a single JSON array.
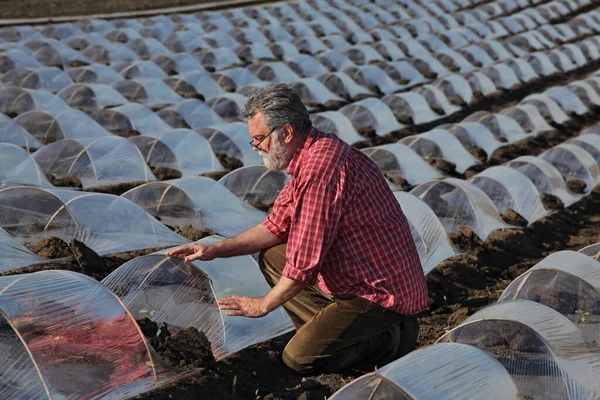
[[135, 129, 224, 176], [579, 243, 600, 260], [464, 111, 530, 143], [0, 186, 188, 255], [447, 122, 503, 158], [520, 94, 571, 125], [167, 99, 225, 129], [196, 122, 263, 167], [545, 86, 589, 116], [362, 143, 444, 185], [438, 299, 600, 400], [469, 166, 548, 224], [505, 155, 582, 207], [339, 98, 405, 137], [32, 136, 156, 189], [310, 111, 365, 145], [410, 178, 511, 240], [500, 250, 600, 343], [540, 143, 600, 193], [101, 237, 294, 360], [317, 72, 375, 101], [400, 129, 480, 174], [0, 143, 52, 189], [500, 104, 554, 135], [412, 85, 462, 116], [381, 92, 441, 125], [330, 343, 520, 400], [393, 191, 455, 274], [0, 270, 182, 399], [112, 103, 173, 135], [218, 165, 289, 204], [121, 177, 266, 238], [0, 227, 49, 272]]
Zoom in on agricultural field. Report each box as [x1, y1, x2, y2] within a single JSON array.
[[1, 0, 600, 398]]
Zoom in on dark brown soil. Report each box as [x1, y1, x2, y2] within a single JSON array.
[[501, 208, 528, 227], [248, 199, 275, 213], [541, 193, 565, 210], [45, 174, 82, 189], [217, 153, 244, 171], [201, 171, 230, 181], [152, 167, 182, 181], [85, 181, 148, 196], [430, 158, 456, 175], [31, 236, 71, 259], [568, 179, 588, 194], [173, 225, 218, 241]]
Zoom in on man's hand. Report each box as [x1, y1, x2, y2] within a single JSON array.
[[218, 296, 268, 318], [166, 243, 218, 262]]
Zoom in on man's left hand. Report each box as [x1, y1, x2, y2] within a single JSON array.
[[218, 296, 269, 318]]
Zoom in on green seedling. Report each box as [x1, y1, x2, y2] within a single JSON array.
[[139, 309, 156, 319], [575, 309, 590, 324], [255, 388, 261, 400], [232, 375, 238, 396]]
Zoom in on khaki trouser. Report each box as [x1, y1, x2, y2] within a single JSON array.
[[259, 244, 419, 374]]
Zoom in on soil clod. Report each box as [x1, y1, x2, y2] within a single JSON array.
[[46, 174, 82, 188], [448, 226, 484, 250], [567, 179, 587, 194], [69, 239, 110, 279], [541, 193, 565, 210], [502, 208, 528, 227], [31, 236, 72, 259]]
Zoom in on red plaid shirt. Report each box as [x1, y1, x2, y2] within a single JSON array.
[[262, 127, 428, 315]]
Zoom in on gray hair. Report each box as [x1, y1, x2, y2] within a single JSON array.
[[241, 83, 312, 136]]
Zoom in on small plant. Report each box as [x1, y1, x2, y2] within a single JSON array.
[[575, 309, 590, 324], [255, 388, 261, 400], [139, 309, 156, 319], [232, 375, 238, 396]]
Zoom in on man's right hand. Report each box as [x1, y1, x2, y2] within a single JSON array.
[[165, 243, 218, 262]]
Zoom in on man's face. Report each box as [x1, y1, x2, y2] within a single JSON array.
[[248, 112, 295, 170]]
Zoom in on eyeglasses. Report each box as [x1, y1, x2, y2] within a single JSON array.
[[248, 126, 279, 150]]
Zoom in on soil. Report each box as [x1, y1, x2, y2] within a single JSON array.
[[86, 181, 148, 196], [217, 153, 244, 171], [501, 208, 528, 227], [45, 174, 83, 189], [201, 170, 230, 181], [173, 225, 219, 241], [567, 179, 588, 194], [152, 167, 183, 181], [31, 236, 72, 259], [248, 199, 276, 213]]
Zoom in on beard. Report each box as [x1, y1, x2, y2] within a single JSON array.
[[259, 131, 295, 170]]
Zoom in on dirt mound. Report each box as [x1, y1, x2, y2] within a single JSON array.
[[31, 237, 72, 259], [567, 179, 587, 194], [248, 199, 276, 213], [45, 174, 82, 188], [70, 239, 110, 280], [202, 171, 230, 181], [468, 146, 487, 162], [447, 307, 471, 329], [217, 154, 244, 171], [541, 193, 565, 210], [502, 208, 528, 227], [384, 174, 409, 190], [430, 158, 456, 175], [86, 181, 146, 196], [158, 327, 216, 370], [173, 225, 218, 241], [152, 167, 182, 181], [448, 226, 483, 251]]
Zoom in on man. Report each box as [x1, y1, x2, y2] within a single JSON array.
[[167, 84, 428, 374]]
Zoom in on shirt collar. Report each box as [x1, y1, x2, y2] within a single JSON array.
[[286, 126, 318, 178]]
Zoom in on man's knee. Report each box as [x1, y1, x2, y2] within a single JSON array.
[[282, 343, 322, 374]]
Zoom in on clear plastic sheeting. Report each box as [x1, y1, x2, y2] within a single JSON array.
[[0, 87, 68, 116], [0, 226, 50, 271], [0, 187, 188, 255], [435, 74, 475, 106], [122, 177, 266, 237], [447, 122, 503, 159], [412, 85, 462, 116], [0, 143, 52, 189], [343, 65, 403, 95], [111, 103, 172, 135], [500, 104, 554, 135], [470, 166, 548, 224], [0, 114, 43, 150], [205, 93, 246, 123], [329, 343, 520, 400], [382, 93, 442, 125], [569, 134, 600, 164], [579, 243, 600, 260], [540, 143, 600, 193], [166, 99, 225, 129], [400, 130, 480, 174], [393, 191, 455, 274], [317, 72, 374, 101], [520, 94, 571, 125], [129, 130, 224, 176], [505, 155, 582, 207], [0, 270, 182, 399], [464, 112, 530, 143], [33, 136, 156, 189], [219, 165, 289, 204], [362, 144, 444, 185], [545, 86, 590, 116], [289, 78, 344, 110], [410, 178, 511, 240], [438, 300, 600, 400], [500, 250, 600, 342], [339, 98, 405, 136], [196, 122, 263, 166], [101, 236, 294, 360], [311, 111, 365, 145]]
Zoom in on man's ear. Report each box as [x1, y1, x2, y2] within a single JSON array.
[[282, 124, 295, 144]]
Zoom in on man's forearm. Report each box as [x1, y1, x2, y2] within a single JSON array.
[[260, 276, 306, 314], [213, 223, 284, 258]]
